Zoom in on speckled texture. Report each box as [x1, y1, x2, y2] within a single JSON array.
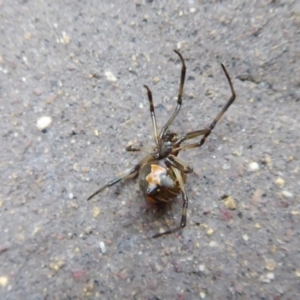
[[0, 0, 299, 299]]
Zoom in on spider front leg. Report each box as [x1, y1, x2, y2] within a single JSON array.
[[159, 50, 186, 139], [173, 64, 236, 152], [87, 154, 153, 201], [143, 85, 159, 144], [152, 166, 189, 238]]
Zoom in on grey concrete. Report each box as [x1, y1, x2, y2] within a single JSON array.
[[0, 0, 299, 299]]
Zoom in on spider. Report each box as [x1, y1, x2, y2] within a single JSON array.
[[88, 50, 236, 238]]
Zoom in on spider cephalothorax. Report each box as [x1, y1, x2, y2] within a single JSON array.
[[88, 50, 236, 238]]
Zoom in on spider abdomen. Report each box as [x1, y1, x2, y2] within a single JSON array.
[[139, 160, 185, 203]]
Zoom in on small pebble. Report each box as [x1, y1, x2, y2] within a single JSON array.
[[69, 201, 78, 209], [209, 241, 217, 247], [224, 196, 237, 210], [265, 259, 276, 271], [252, 189, 263, 204], [282, 190, 293, 199], [99, 241, 106, 254], [263, 155, 272, 166], [36, 116, 52, 131], [153, 77, 160, 83], [0, 276, 8, 287], [33, 226, 42, 235], [222, 163, 230, 170], [242, 234, 249, 241], [260, 272, 275, 283], [92, 207, 101, 218], [81, 167, 90, 173], [83, 227, 93, 235], [275, 177, 285, 187], [104, 71, 117, 82], [199, 264, 205, 272], [254, 223, 261, 229], [49, 260, 65, 271], [249, 162, 259, 171], [200, 292, 206, 299], [232, 150, 242, 157], [60, 31, 71, 44], [206, 228, 214, 236]]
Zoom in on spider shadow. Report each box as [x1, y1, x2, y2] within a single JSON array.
[[137, 193, 183, 237]]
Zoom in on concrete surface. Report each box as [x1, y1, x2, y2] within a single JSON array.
[[0, 0, 300, 299]]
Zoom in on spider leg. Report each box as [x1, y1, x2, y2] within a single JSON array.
[[87, 154, 153, 201], [173, 129, 208, 147], [159, 50, 186, 139], [125, 145, 141, 152], [172, 129, 210, 152], [173, 64, 236, 152], [143, 85, 158, 144], [126, 145, 154, 153], [165, 155, 193, 174], [152, 166, 188, 238]]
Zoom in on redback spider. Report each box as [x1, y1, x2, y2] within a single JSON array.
[[87, 50, 236, 238]]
